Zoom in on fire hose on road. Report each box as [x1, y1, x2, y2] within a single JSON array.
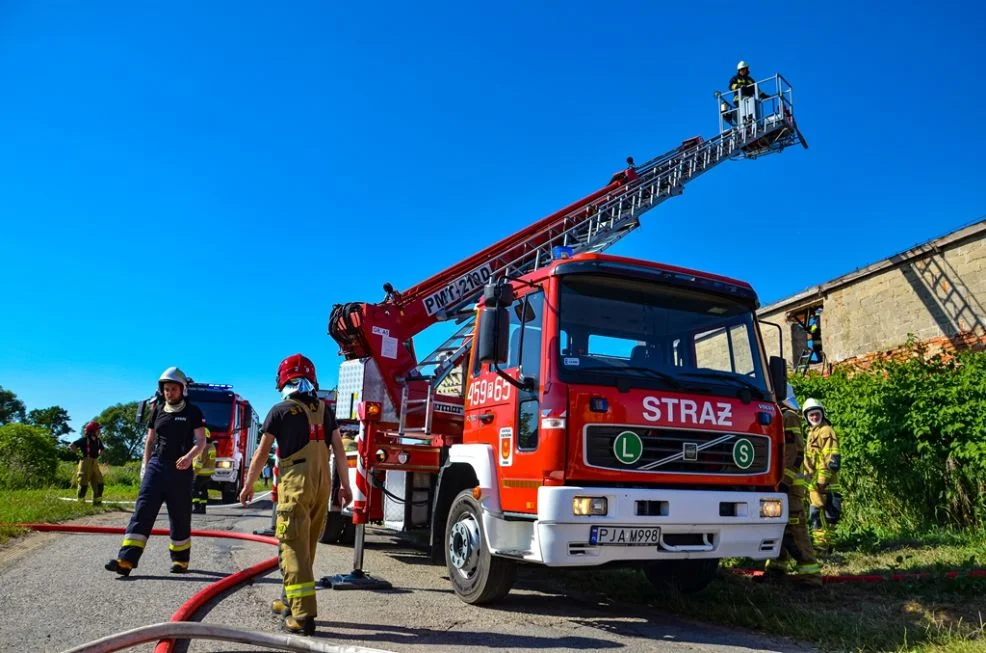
[[15, 523, 395, 653]]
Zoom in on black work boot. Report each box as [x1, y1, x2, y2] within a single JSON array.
[[105, 559, 132, 576], [282, 616, 315, 636], [170, 562, 189, 574]]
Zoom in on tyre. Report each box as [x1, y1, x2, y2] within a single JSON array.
[[221, 477, 241, 504], [444, 490, 516, 604], [320, 511, 346, 544], [339, 519, 356, 546], [642, 559, 719, 595]]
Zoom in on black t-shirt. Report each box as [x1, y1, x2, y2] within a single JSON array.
[[261, 396, 338, 459], [150, 402, 205, 463], [72, 436, 104, 459]]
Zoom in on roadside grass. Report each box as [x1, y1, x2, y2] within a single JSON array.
[[0, 489, 118, 544], [51, 460, 271, 503], [556, 534, 986, 653]]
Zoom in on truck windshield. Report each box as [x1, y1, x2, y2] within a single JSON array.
[[557, 274, 769, 397], [189, 399, 233, 432]]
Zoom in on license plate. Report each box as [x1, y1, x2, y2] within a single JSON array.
[[589, 525, 661, 546]]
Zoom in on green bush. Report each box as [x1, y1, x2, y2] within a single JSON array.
[[791, 340, 986, 537], [103, 461, 141, 487], [0, 423, 59, 489], [54, 461, 76, 489]]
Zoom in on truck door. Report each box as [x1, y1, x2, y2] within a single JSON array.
[[466, 290, 544, 514]]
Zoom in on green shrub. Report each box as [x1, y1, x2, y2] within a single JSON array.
[[102, 461, 141, 487], [791, 341, 986, 537], [54, 461, 76, 489], [0, 423, 59, 489]]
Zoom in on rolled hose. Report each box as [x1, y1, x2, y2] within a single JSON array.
[[14, 524, 394, 653]]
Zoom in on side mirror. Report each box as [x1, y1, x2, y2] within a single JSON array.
[[136, 400, 147, 424], [477, 306, 509, 364], [768, 356, 787, 403]]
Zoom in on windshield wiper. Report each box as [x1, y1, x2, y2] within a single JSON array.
[[675, 370, 766, 399]]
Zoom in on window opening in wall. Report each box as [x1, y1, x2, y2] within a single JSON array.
[[789, 303, 824, 374]]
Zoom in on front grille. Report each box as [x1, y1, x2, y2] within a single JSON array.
[[585, 425, 770, 475]]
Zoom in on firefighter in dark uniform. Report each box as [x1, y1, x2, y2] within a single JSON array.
[[70, 421, 105, 505], [764, 385, 822, 586], [240, 354, 353, 636], [105, 367, 206, 576]]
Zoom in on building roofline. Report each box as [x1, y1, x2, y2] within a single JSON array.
[[758, 217, 986, 316]]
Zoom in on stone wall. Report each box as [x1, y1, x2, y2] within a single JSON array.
[[758, 224, 986, 367]]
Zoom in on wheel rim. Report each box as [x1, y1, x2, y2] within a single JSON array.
[[448, 512, 481, 578]]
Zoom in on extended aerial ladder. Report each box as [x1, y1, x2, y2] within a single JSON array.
[[328, 73, 807, 439], [324, 73, 808, 591]]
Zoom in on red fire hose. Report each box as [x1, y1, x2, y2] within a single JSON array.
[[18, 524, 279, 653]]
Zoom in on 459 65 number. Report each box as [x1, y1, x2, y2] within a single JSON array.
[[468, 375, 512, 406]]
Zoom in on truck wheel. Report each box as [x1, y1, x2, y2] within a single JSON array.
[[642, 559, 719, 595], [320, 511, 346, 544], [445, 490, 515, 604], [339, 519, 356, 545], [221, 478, 241, 504]]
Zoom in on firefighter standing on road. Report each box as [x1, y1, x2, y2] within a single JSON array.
[[192, 427, 216, 514], [240, 354, 353, 636], [764, 386, 822, 586], [70, 421, 105, 506], [105, 367, 206, 576], [802, 397, 842, 549]]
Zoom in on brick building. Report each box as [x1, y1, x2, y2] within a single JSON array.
[[759, 219, 986, 371]]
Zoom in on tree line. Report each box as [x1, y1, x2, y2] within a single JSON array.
[[0, 385, 146, 465]]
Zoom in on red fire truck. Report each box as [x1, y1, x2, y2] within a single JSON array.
[[325, 75, 808, 603]]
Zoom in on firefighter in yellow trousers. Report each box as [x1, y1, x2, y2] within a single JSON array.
[[240, 354, 353, 636], [70, 421, 105, 505], [764, 386, 822, 586], [192, 428, 216, 514], [802, 397, 842, 550]]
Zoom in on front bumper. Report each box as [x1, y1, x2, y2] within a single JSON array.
[[533, 486, 787, 566]]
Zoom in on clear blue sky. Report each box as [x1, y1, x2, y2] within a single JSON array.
[[2, 1, 984, 438]]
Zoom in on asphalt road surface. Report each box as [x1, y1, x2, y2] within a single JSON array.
[[0, 500, 811, 653]]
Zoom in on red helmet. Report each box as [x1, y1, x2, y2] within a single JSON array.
[[84, 421, 101, 436], [276, 353, 318, 391]]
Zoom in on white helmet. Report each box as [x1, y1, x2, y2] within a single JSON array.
[[737, 60, 749, 71], [158, 366, 189, 396], [801, 397, 825, 417]]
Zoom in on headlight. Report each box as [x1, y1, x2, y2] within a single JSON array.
[[572, 496, 608, 516], [217, 460, 233, 469], [760, 499, 783, 518]]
